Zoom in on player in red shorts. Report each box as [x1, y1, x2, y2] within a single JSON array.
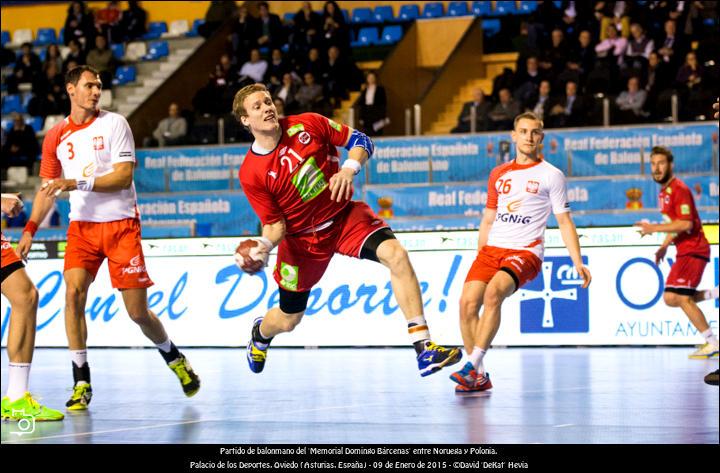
[[636, 146, 718, 360], [16, 66, 199, 410], [450, 112, 591, 393], [1, 194, 64, 421], [232, 83, 461, 377]]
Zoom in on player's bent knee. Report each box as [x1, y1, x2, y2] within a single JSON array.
[[127, 310, 152, 325], [10, 285, 39, 311], [279, 312, 304, 332], [377, 240, 409, 269], [663, 291, 681, 307], [483, 289, 504, 309]]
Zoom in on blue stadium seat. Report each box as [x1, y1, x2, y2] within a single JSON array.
[[373, 5, 395, 23], [495, 1, 518, 15], [342, 9, 350, 23], [471, 1, 493, 16], [518, 1, 539, 13], [111, 43, 124, 59], [553, 0, 562, 7], [21, 93, 32, 110], [26, 116, 43, 133], [144, 41, 169, 60], [350, 27, 379, 47], [283, 12, 295, 24], [448, 1, 470, 16], [1, 94, 23, 114], [59, 28, 65, 44], [1, 118, 12, 131], [352, 7, 373, 23], [378, 25, 403, 45], [143, 22, 167, 40], [113, 66, 137, 85], [187, 19, 203, 37], [481, 19, 501, 37], [398, 4, 420, 21], [34, 28, 57, 46], [1, 30, 9, 46], [38, 48, 47, 62], [422, 2, 444, 18]]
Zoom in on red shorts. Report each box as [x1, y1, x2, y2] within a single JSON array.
[[274, 201, 388, 292], [1, 235, 21, 269], [64, 218, 154, 289], [465, 245, 542, 290], [665, 254, 708, 295]]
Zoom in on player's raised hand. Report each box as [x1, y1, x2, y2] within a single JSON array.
[[41, 178, 77, 198], [577, 265, 592, 288], [329, 168, 355, 202]]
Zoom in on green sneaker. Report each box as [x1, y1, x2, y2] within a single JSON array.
[[66, 382, 92, 411], [168, 354, 200, 397], [1, 392, 64, 421]]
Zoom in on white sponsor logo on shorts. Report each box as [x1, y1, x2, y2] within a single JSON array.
[[121, 255, 146, 275]]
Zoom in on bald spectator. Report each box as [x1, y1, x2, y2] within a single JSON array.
[[239, 49, 268, 83], [548, 80, 586, 128], [296, 72, 324, 112], [150, 103, 187, 147], [488, 88, 521, 131], [452, 88, 491, 133], [86, 35, 116, 88], [615, 76, 647, 123]]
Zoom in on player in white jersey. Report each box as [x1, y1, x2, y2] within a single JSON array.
[[16, 66, 200, 409], [450, 112, 592, 393]]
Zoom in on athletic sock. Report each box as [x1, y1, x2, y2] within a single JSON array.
[[6, 362, 31, 401], [252, 322, 273, 350], [699, 287, 719, 301], [70, 349, 87, 367], [701, 329, 719, 348], [156, 339, 181, 364], [468, 346, 487, 373], [408, 316, 431, 354]]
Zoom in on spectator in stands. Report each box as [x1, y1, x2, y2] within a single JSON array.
[[44, 44, 64, 75], [199, 0, 238, 39], [526, 80, 553, 121], [299, 47, 324, 81], [514, 56, 546, 106], [239, 48, 268, 84], [86, 35, 115, 89], [562, 30, 595, 88], [150, 102, 187, 147], [292, 1, 323, 54], [8, 43, 42, 93], [231, 5, 259, 65], [273, 97, 286, 119], [256, 2, 284, 50], [541, 29, 570, 80], [488, 88, 521, 131], [265, 48, 290, 85], [64, 39, 86, 73], [322, 0, 350, 53], [63, 1, 95, 49], [1, 113, 40, 174], [625, 22, 654, 79], [322, 45, 359, 107], [273, 72, 300, 114], [0, 45, 14, 68], [675, 51, 708, 120], [451, 88, 491, 134], [33, 60, 64, 97], [94, 1, 123, 43], [491, 67, 515, 101], [595, 23, 627, 67], [27, 63, 69, 118], [120, 1, 147, 42], [615, 76, 648, 123], [296, 72, 324, 113], [357, 71, 388, 136], [657, 19, 687, 70], [547, 80, 586, 128]]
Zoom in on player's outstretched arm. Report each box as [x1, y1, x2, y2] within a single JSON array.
[[41, 162, 134, 196], [236, 220, 286, 274], [635, 218, 692, 236], [556, 212, 591, 288], [1, 194, 23, 217], [16, 179, 57, 261]]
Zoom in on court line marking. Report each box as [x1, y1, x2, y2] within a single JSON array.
[[3, 402, 387, 443]]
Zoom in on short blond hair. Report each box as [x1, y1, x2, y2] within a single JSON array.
[[513, 111, 544, 130], [232, 83, 270, 121]]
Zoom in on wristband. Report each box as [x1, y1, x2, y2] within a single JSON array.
[[257, 236, 274, 251], [341, 159, 362, 175], [76, 177, 95, 192], [23, 221, 38, 237]]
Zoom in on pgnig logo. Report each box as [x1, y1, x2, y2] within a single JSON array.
[[518, 256, 589, 333]]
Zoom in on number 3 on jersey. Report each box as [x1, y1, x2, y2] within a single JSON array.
[[67, 141, 75, 160], [496, 178, 512, 194]]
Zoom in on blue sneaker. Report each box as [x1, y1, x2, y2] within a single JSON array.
[[246, 318, 268, 374], [417, 342, 461, 377], [450, 361, 477, 387]]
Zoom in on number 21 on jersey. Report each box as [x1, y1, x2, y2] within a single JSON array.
[[280, 148, 305, 173]]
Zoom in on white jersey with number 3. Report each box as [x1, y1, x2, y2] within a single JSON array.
[[485, 159, 570, 259], [39, 110, 138, 223]]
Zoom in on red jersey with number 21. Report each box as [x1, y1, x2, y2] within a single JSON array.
[[659, 177, 709, 258], [239, 113, 351, 235]]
